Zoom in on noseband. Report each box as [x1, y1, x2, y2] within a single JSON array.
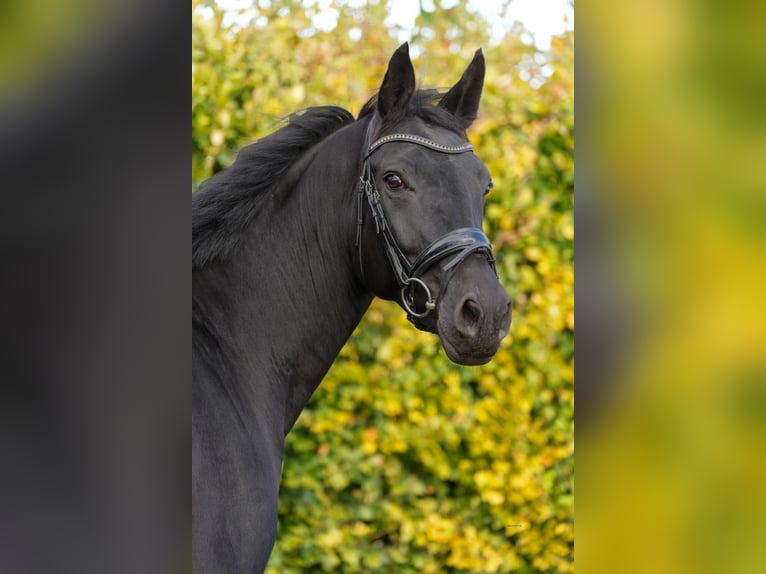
[[355, 131, 497, 331]]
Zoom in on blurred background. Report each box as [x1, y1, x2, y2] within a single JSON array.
[[577, 1, 766, 573], [3, 0, 761, 572], [192, 0, 573, 572]]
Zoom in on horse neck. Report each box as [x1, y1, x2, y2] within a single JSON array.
[[195, 120, 372, 435]]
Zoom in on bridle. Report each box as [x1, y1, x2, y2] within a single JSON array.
[[355, 130, 497, 332]]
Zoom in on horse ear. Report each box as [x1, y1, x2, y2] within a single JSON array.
[[377, 42, 416, 124], [439, 48, 485, 129]]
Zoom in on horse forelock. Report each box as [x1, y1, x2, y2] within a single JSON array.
[[358, 88, 467, 138], [192, 106, 356, 269]]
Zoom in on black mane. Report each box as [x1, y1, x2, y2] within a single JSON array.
[[192, 90, 464, 269], [192, 106, 355, 268]]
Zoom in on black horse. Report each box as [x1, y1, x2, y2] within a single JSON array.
[[192, 43, 512, 573]]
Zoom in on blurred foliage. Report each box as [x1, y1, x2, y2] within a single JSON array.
[[0, 0, 108, 94], [192, 1, 573, 572], [578, 1, 766, 573]]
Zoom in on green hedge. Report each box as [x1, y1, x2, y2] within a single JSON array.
[[193, 1, 573, 571]]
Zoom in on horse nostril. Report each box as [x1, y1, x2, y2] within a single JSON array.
[[462, 299, 482, 326], [498, 298, 513, 341], [456, 295, 483, 337]]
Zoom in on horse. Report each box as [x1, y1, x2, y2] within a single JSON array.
[[192, 42, 512, 573]]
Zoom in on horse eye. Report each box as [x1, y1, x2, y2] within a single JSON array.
[[384, 173, 405, 190], [485, 180, 494, 196]]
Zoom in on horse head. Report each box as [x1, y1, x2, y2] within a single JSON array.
[[358, 43, 512, 365]]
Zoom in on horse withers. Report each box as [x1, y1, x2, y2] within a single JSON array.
[[192, 43, 512, 573]]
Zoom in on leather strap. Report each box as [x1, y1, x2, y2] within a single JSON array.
[[366, 133, 474, 158]]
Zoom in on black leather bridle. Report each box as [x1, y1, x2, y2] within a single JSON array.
[[355, 131, 497, 332]]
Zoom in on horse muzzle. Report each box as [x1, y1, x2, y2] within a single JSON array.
[[433, 254, 512, 365]]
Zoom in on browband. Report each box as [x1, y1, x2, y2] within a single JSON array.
[[366, 133, 474, 158]]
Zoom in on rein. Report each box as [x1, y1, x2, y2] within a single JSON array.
[[355, 130, 496, 331]]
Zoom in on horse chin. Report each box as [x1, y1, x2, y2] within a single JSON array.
[[439, 332, 496, 366], [436, 315, 503, 366]]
